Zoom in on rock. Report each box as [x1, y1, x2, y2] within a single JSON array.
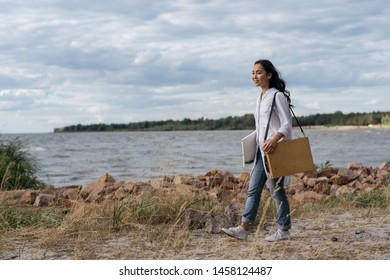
[[60, 188, 80, 200], [219, 179, 236, 190], [184, 208, 212, 229], [306, 178, 317, 188], [239, 172, 250, 184], [220, 170, 236, 182], [149, 176, 173, 188], [217, 189, 235, 202], [316, 176, 330, 184], [43, 184, 57, 194], [205, 169, 218, 176], [286, 181, 305, 195], [335, 185, 353, 197], [125, 182, 153, 195], [291, 191, 324, 203], [20, 190, 38, 204], [304, 170, 318, 178], [224, 204, 244, 224], [338, 168, 359, 183], [347, 162, 363, 170], [377, 170, 389, 181], [33, 193, 57, 207], [313, 182, 331, 195], [329, 184, 341, 197], [317, 168, 339, 178], [114, 186, 126, 200], [205, 215, 232, 233], [80, 181, 107, 202], [330, 175, 343, 185], [358, 183, 376, 193], [173, 175, 196, 185], [377, 162, 387, 170], [356, 167, 372, 177], [98, 173, 116, 183], [206, 173, 224, 188]]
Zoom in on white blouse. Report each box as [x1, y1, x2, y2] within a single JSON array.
[[254, 88, 292, 154]]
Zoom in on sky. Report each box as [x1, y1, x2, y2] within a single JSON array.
[[0, 0, 389, 133]]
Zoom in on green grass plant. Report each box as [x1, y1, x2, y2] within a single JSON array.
[[0, 206, 62, 231], [0, 137, 44, 190]]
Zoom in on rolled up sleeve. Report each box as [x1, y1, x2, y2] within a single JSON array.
[[275, 92, 292, 139]]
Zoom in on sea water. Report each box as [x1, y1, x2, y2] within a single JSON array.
[[2, 128, 389, 187]]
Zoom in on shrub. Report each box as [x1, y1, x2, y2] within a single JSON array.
[[0, 207, 62, 230], [0, 137, 44, 190]]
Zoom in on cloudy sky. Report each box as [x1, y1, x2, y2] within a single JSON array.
[[1, 0, 389, 133]]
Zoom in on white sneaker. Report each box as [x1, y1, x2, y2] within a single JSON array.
[[265, 229, 290, 242], [221, 226, 249, 240]]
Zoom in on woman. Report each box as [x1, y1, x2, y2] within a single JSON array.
[[222, 59, 292, 242]]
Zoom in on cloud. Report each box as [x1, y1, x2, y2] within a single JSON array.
[[0, 0, 389, 133], [304, 101, 321, 111]]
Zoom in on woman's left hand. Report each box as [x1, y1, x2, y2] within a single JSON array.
[[262, 139, 277, 154]]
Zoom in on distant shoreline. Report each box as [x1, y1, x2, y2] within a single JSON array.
[[52, 124, 390, 133], [298, 124, 390, 130]]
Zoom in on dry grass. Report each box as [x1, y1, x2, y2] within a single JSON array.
[[1, 184, 389, 260]]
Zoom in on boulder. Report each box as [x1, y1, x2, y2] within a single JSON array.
[[205, 173, 224, 188], [98, 173, 116, 183], [20, 190, 38, 204], [33, 193, 57, 207], [306, 178, 317, 188], [286, 181, 305, 195], [347, 162, 363, 170], [224, 204, 244, 224], [330, 175, 343, 185], [338, 168, 359, 183], [377, 170, 389, 181], [377, 162, 388, 170], [219, 179, 236, 190], [80, 181, 107, 202], [173, 175, 197, 186], [329, 184, 341, 197], [335, 185, 353, 197], [216, 189, 234, 202], [291, 191, 324, 203], [317, 168, 339, 178], [184, 208, 212, 229], [205, 215, 232, 233], [114, 186, 126, 200], [149, 176, 173, 188], [205, 169, 219, 176], [356, 167, 372, 177], [358, 183, 376, 193], [60, 188, 80, 200], [313, 182, 331, 195]]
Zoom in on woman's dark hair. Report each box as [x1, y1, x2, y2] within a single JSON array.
[[254, 59, 291, 104]]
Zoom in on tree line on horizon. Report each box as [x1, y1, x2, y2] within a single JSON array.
[[53, 111, 390, 132]]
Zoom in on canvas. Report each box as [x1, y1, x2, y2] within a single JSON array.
[[241, 131, 257, 167]]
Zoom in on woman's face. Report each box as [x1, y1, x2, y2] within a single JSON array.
[[252, 63, 272, 89]]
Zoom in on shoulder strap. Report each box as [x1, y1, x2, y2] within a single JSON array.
[[264, 92, 306, 140], [289, 106, 306, 136], [264, 92, 277, 141]]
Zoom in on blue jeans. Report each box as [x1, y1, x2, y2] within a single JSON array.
[[242, 148, 291, 230]]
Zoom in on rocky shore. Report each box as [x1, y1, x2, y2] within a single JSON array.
[[1, 161, 389, 214]]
